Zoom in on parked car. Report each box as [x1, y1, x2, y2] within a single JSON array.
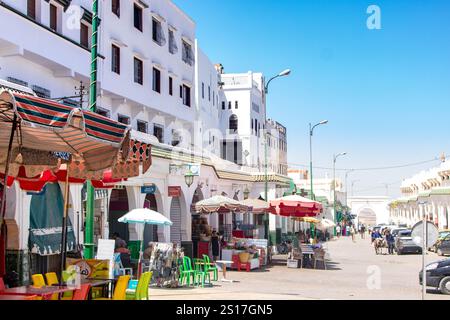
[[391, 228, 408, 238], [430, 230, 450, 253], [395, 230, 422, 255], [436, 234, 450, 256], [419, 258, 450, 295]]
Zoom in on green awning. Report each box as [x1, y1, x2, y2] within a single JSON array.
[[28, 183, 76, 256], [430, 188, 450, 196]]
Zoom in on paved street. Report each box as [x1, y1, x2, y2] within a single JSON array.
[[149, 236, 450, 300]]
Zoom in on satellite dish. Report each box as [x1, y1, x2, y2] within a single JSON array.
[[411, 221, 439, 248]]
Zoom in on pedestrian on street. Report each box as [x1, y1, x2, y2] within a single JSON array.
[[385, 230, 395, 254], [360, 224, 366, 239], [336, 225, 341, 238], [350, 225, 356, 242]]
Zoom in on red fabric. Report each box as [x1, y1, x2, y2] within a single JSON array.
[[232, 231, 244, 238], [1, 167, 124, 192], [72, 284, 91, 300]]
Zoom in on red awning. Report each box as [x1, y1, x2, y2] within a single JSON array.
[[269, 195, 323, 218]]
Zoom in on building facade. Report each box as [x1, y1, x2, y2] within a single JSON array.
[[389, 159, 450, 230], [0, 0, 292, 283]]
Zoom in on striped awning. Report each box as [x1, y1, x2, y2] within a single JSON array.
[[0, 90, 131, 176]]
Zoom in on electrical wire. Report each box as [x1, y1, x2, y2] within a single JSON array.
[[287, 158, 440, 172]]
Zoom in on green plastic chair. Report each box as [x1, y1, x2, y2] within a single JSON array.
[[179, 256, 196, 287], [126, 271, 152, 300], [202, 255, 218, 281], [193, 258, 210, 288]]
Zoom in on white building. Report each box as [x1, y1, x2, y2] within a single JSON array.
[[0, 0, 292, 282], [288, 169, 347, 225], [389, 158, 450, 230]]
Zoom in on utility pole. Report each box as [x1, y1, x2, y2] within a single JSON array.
[[84, 0, 99, 259], [75, 81, 87, 108]]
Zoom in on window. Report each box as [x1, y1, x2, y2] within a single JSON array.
[[111, 44, 120, 74], [168, 29, 178, 54], [134, 4, 143, 31], [96, 107, 110, 118], [112, 0, 120, 18], [152, 18, 165, 46], [134, 57, 143, 85], [251, 119, 254, 131], [118, 114, 130, 125], [32, 85, 50, 99], [27, 0, 36, 20], [137, 120, 148, 133], [153, 125, 164, 143], [169, 77, 173, 96], [80, 23, 89, 48], [222, 101, 225, 110], [235, 101, 238, 109], [229, 115, 238, 133], [182, 85, 191, 107], [202, 83, 204, 99], [179, 85, 183, 98], [152, 68, 161, 93], [208, 86, 211, 101], [228, 101, 231, 109], [181, 40, 194, 66], [213, 92, 215, 106], [49, 4, 58, 31]]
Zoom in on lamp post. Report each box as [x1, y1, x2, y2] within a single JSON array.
[[333, 152, 347, 234], [309, 120, 328, 200], [344, 169, 354, 206], [263, 69, 291, 246], [184, 170, 194, 188]]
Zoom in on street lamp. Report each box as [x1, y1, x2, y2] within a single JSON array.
[[264, 69, 291, 94], [344, 169, 354, 206], [309, 120, 329, 200], [333, 152, 347, 232], [264, 68, 291, 245], [184, 170, 194, 188]]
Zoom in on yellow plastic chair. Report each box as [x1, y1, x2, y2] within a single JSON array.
[[31, 274, 45, 288], [44, 272, 60, 300], [94, 275, 130, 300]]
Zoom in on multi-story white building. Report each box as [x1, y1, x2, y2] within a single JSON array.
[[389, 157, 450, 230], [0, 0, 291, 282]]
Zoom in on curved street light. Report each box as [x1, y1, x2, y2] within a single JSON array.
[[263, 68, 291, 245], [309, 120, 329, 200]]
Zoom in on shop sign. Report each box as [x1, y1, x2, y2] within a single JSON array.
[[141, 184, 157, 194], [169, 163, 201, 176], [168, 186, 181, 197]]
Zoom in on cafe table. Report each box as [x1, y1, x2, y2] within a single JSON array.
[[56, 278, 116, 299], [214, 260, 235, 283], [0, 294, 37, 300], [299, 244, 315, 268], [1, 286, 76, 300]]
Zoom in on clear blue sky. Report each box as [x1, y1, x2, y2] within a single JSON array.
[[174, 0, 450, 198]]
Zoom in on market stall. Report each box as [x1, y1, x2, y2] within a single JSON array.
[[193, 195, 250, 259], [221, 237, 269, 270]]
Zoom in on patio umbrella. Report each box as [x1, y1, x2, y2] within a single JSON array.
[[269, 195, 323, 218], [292, 217, 321, 224], [316, 219, 336, 231], [0, 90, 152, 277], [194, 195, 249, 214], [240, 198, 270, 214], [118, 209, 172, 277]]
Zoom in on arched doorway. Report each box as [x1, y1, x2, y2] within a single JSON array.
[[170, 197, 182, 244], [108, 189, 129, 242], [143, 193, 158, 245], [358, 208, 377, 226]]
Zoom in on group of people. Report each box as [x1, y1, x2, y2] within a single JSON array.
[[371, 228, 395, 254], [336, 223, 357, 242]]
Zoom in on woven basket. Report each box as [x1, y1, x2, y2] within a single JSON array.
[[239, 252, 250, 263]]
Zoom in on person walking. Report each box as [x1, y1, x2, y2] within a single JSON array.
[[350, 225, 356, 242], [360, 224, 366, 239], [336, 224, 341, 238], [211, 230, 220, 261], [386, 230, 395, 255]]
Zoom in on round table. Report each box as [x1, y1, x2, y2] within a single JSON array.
[[214, 260, 235, 283]]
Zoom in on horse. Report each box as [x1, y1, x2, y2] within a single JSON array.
[[373, 238, 388, 255]]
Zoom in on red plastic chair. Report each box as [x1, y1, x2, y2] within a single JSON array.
[[0, 277, 5, 291], [232, 255, 250, 272], [72, 284, 91, 300]]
